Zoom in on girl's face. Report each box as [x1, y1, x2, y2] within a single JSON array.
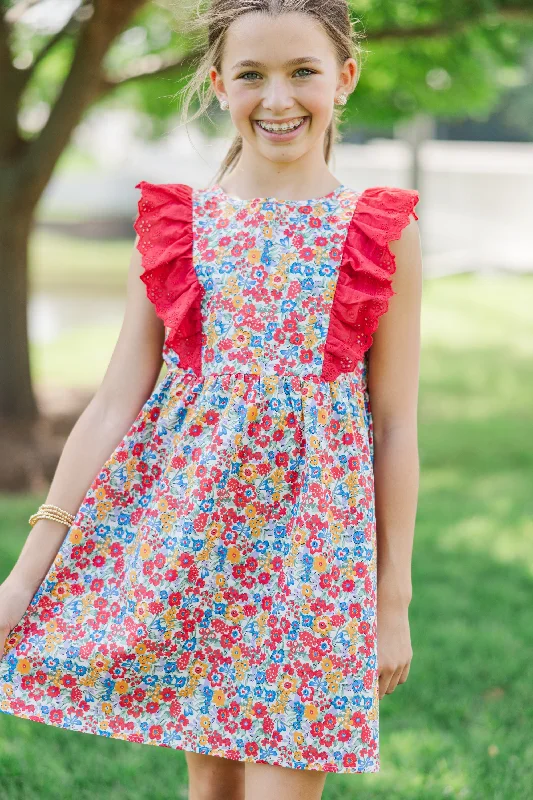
[[211, 12, 356, 166]]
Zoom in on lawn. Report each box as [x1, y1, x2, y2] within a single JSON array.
[[1, 232, 532, 799]]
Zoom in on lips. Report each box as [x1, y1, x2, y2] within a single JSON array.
[[256, 116, 306, 128]]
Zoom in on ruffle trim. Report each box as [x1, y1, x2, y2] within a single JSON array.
[[134, 181, 204, 376], [321, 186, 420, 382]]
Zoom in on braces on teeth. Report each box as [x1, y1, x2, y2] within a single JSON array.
[[257, 118, 305, 132]]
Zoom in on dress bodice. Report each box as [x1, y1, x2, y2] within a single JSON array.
[[134, 180, 420, 387], [193, 185, 359, 380]]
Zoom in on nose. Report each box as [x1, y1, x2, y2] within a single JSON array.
[[261, 76, 295, 113]]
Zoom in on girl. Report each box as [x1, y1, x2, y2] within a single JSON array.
[[0, 1, 421, 798]]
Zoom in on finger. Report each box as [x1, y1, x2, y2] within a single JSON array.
[[385, 666, 403, 694], [0, 632, 7, 663], [397, 662, 411, 685], [378, 670, 394, 699]]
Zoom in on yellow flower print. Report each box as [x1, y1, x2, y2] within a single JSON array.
[[294, 731, 305, 745], [313, 554, 328, 573], [317, 408, 329, 425], [208, 523, 223, 540], [114, 680, 129, 694], [91, 654, 110, 672], [52, 582, 71, 601], [304, 703, 319, 721], [213, 690, 226, 707], [215, 574, 225, 587], [200, 716, 211, 729], [235, 660, 249, 681], [139, 543, 152, 560], [321, 657, 333, 672], [69, 528, 83, 545], [190, 660, 208, 678], [268, 272, 287, 290], [101, 702, 112, 716], [232, 328, 251, 349], [138, 653, 156, 671], [313, 615, 332, 635], [158, 496, 169, 512], [96, 500, 113, 521], [278, 675, 297, 693], [15, 658, 31, 675], [226, 546, 241, 564], [135, 642, 147, 656], [226, 605, 244, 623], [325, 670, 343, 693], [247, 248, 261, 264], [214, 591, 224, 603], [239, 463, 257, 483], [249, 515, 265, 538], [302, 584, 313, 598], [160, 512, 176, 534], [231, 646, 242, 660], [246, 406, 259, 422]]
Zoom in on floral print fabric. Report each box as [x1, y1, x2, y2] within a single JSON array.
[[0, 181, 419, 773]]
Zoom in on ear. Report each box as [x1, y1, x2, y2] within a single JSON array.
[[209, 66, 227, 102], [336, 57, 357, 95]]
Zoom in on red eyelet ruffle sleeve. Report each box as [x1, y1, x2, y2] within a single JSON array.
[[321, 186, 420, 382], [134, 181, 204, 377]]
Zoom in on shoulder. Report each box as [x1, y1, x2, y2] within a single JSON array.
[[389, 214, 420, 252]]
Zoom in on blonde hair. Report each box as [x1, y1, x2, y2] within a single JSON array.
[[175, 0, 366, 184]]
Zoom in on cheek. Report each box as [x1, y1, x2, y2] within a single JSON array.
[[231, 87, 259, 115], [298, 81, 334, 115]]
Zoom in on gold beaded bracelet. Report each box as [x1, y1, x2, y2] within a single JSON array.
[[29, 503, 75, 529]]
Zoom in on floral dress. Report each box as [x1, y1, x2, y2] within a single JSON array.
[[0, 180, 419, 774]]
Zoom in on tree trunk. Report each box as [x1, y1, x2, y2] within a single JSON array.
[[0, 200, 37, 422], [0, 192, 54, 492]]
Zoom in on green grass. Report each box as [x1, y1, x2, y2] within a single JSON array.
[[30, 229, 131, 291], [1, 257, 532, 798]]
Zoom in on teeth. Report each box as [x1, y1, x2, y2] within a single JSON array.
[[257, 118, 305, 132]]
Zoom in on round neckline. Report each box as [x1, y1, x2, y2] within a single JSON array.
[[211, 182, 347, 205]]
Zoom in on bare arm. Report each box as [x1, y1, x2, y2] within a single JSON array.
[[368, 216, 422, 606], [367, 214, 422, 699], [7, 236, 165, 593]]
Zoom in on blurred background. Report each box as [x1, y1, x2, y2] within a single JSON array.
[[0, 1, 532, 798]]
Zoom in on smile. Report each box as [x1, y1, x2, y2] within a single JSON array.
[[255, 117, 307, 133]]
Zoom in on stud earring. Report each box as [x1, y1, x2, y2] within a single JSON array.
[[335, 93, 348, 106], [219, 98, 229, 111]]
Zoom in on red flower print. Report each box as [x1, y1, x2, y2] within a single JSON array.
[[149, 725, 163, 740], [351, 711, 365, 727], [299, 247, 315, 261]]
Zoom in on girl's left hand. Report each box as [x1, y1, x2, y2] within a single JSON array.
[[376, 592, 413, 699]]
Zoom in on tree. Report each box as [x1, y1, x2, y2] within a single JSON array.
[[0, 0, 531, 489]]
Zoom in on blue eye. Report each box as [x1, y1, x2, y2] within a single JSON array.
[[237, 68, 316, 81]]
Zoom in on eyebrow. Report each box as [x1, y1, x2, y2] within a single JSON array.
[[231, 57, 323, 70]]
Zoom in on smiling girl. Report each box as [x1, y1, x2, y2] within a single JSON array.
[[0, 2, 421, 799]]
